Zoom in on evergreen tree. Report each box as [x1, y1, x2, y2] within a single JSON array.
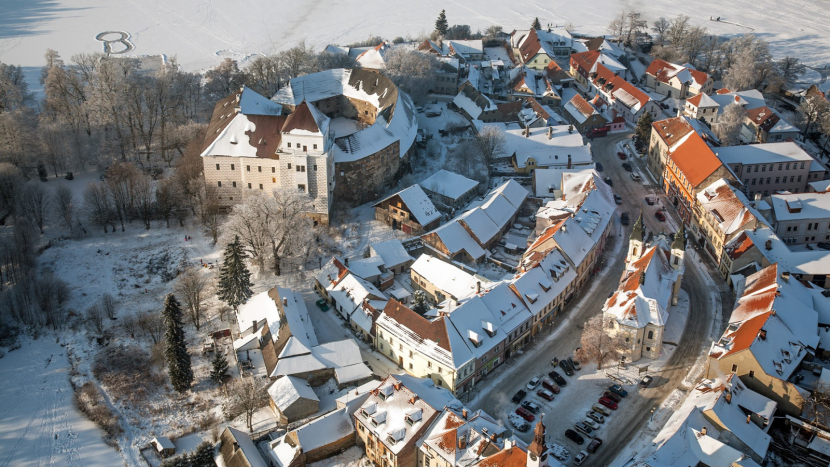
[[634, 111, 654, 152], [163, 294, 193, 393], [189, 442, 215, 467], [217, 235, 253, 312], [532, 17, 542, 30], [411, 290, 429, 315], [210, 351, 229, 385], [435, 10, 449, 36]]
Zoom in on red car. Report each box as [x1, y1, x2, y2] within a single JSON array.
[[542, 378, 560, 394], [537, 389, 555, 401], [516, 407, 536, 421], [598, 397, 618, 410], [655, 211, 666, 221], [602, 391, 622, 403], [617, 152, 627, 160]]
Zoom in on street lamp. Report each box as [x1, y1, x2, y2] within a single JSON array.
[[650, 406, 657, 423]]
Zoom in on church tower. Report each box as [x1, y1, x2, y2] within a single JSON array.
[[627, 210, 645, 263], [527, 415, 548, 467]]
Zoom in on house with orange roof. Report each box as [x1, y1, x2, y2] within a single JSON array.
[[603, 214, 685, 361], [683, 92, 720, 123], [644, 59, 713, 99], [695, 179, 769, 263], [568, 50, 628, 90], [589, 63, 661, 124], [706, 263, 820, 415], [646, 116, 720, 185], [506, 66, 560, 106], [742, 106, 799, 143], [511, 27, 576, 70], [662, 131, 735, 225], [418, 407, 506, 467], [475, 417, 566, 467], [562, 94, 607, 133]]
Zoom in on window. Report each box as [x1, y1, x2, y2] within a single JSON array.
[[778, 164, 783, 170], [248, 183, 252, 189], [766, 178, 770, 184], [272, 167, 275, 173], [272, 178, 276, 183], [775, 177, 780, 183], [409, 363, 413, 369], [313, 144, 318, 150], [287, 163, 292, 169], [647, 330, 654, 340], [258, 166, 262, 172], [427, 361, 432, 368], [288, 142, 292, 148], [215, 164, 220, 170], [232, 181, 237, 188], [787, 226, 792, 232], [246, 165, 250, 171], [751, 178, 756, 185], [761, 165, 766, 172], [798, 175, 802, 182], [731, 364, 738, 372], [399, 344, 403, 351], [313, 164, 317, 171], [409, 351, 413, 358], [298, 184, 306, 192], [259, 184, 263, 190], [230, 164, 235, 170], [801, 162, 805, 169], [217, 181, 222, 187], [748, 370, 755, 378], [786, 163, 790, 170]]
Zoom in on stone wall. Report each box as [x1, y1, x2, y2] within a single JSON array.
[[334, 141, 410, 205]]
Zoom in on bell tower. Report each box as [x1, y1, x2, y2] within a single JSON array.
[[627, 210, 645, 263]]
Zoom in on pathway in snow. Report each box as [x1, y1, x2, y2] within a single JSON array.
[[0, 340, 123, 467]]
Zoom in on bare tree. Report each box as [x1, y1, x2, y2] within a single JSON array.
[[713, 103, 746, 145], [133, 172, 154, 230], [101, 293, 117, 320], [475, 125, 507, 167], [17, 183, 50, 234], [807, 380, 830, 428], [651, 17, 670, 46], [84, 181, 114, 233], [797, 94, 830, 135], [224, 376, 269, 432], [136, 309, 165, 344], [204, 58, 246, 102], [575, 315, 628, 370], [85, 303, 105, 335], [778, 56, 806, 86], [722, 35, 782, 92], [382, 49, 439, 104], [105, 162, 140, 231], [244, 55, 283, 97], [623, 12, 648, 47], [53, 185, 75, 233], [0, 162, 23, 219], [607, 10, 627, 43], [173, 268, 212, 330]]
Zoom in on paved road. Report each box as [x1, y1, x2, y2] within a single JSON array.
[[467, 133, 727, 466]]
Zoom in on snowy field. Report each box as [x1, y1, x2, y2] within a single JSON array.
[[0, 339, 124, 467], [2, 0, 829, 89]]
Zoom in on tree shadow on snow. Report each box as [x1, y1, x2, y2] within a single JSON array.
[[0, 0, 92, 39]]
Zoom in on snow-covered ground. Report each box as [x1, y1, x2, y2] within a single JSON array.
[[3, 0, 829, 93], [0, 339, 124, 467]]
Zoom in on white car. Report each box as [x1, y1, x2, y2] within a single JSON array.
[[583, 418, 599, 430], [573, 450, 589, 466], [586, 411, 604, 424], [630, 173, 641, 182], [527, 377, 541, 390]]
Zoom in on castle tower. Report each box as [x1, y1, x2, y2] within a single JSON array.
[[527, 415, 547, 467], [670, 224, 686, 305], [627, 210, 645, 263]]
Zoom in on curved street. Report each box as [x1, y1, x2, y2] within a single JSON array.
[[467, 132, 729, 466]]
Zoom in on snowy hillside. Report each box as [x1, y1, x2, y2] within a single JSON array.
[[1, 0, 829, 78]]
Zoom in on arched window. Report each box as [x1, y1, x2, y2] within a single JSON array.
[[647, 330, 654, 340]]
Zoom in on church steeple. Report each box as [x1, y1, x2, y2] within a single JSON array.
[[527, 415, 547, 464], [627, 210, 645, 263]]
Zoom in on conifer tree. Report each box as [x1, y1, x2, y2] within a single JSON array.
[[435, 10, 449, 36], [634, 111, 654, 152], [163, 294, 193, 393], [218, 235, 253, 312], [532, 17, 542, 30], [412, 290, 429, 315], [210, 351, 229, 385]]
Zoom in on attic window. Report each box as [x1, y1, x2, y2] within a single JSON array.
[[405, 409, 423, 425], [468, 330, 482, 347], [525, 293, 539, 304], [378, 385, 394, 400]]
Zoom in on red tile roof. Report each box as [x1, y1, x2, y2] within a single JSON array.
[[477, 447, 527, 467], [382, 299, 451, 351], [282, 101, 321, 134], [570, 50, 601, 74], [518, 28, 542, 62], [667, 131, 723, 188], [568, 94, 596, 118], [686, 93, 706, 107], [725, 231, 754, 261], [591, 63, 650, 108], [745, 106, 781, 133]]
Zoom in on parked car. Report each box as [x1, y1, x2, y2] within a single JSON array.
[[548, 371, 567, 386], [604, 177, 613, 186], [537, 388, 555, 400], [527, 377, 541, 390], [588, 127, 608, 138], [630, 173, 641, 182], [583, 418, 599, 430], [548, 443, 570, 461], [621, 212, 630, 225], [511, 417, 530, 432], [574, 422, 593, 436], [655, 211, 666, 221], [645, 196, 656, 205], [598, 397, 618, 410], [596, 162, 604, 172], [511, 389, 527, 404], [592, 404, 611, 416], [565, 429, 585, 445], [542, 378, 560, 393], [602, 391, 622, 403], [609, 384, 628, 398], [65, 172, 74, 180], [315, 299, 329, 311], [425, 109, 442, 117], [573, 450, 590, 465], [622, 162, 632, 171], [587, 438, 603, 453], [617, 151, 628, 160], [614, 194, 622, 205], [569, 357, 581, 371], [521, 401, 541, 414], [559, 360, 574, 376], [515, 407, 535, 422], [639, 375, 654, 388], [586, 411, 604, 424]]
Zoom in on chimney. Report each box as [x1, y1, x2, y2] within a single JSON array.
[[252, 320, 258, 332], [504, 439, 513, 450], [283, 297, 288, 306], [462, 408, 468, 419], [409, 395, 419, 404], [754, 193, 761, 202], [701, 427, 707, 436], [747, 414, 751, 424], [562, 224, 567, 233], [765, 240, 772, 250], [725, 390, 732, 404], [781, 271, 790, 281], [476, 281, 481, 294], [759, 329, 767, 340], [458, 434, 467, 450], [491, 433, 498, 442], [548, 127, 553, 139], [393, 381, 403, 391], [345, 257, 349, 266], [525, 127, 530, 137], [567, 154, 572, 169]]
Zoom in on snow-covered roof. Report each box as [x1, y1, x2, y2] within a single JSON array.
[[421, 408, 506, 465], [334, 362, 373, 385], [420, 170, 480, 201], [371, 239, 414, 269], [768, 191, 830, 222], [696, 179, 768, 236], [226, 427, 269, 467], [452, 85, 496, 119], [411, 255, 482, 301], [239, 86, 283, 115], [278, 337, 311, 359], [276, 287, 319, 348], [271, 338, 364, 378], [235, 291, 280, 336], [269, 408, 354, 467], [548, 217, 594, 269], [736, 227, 830, 276], [457, 209, 500, 245], [446, 295, 508, 359], [809, 179, 830, 192], [426, 221, 487, 261], [377, 185, 440, 227], [329, 273, 386, 317], [716, 141, 815, 166], [200, 114, 260, 158], [267, 375, 319, 411], [511, 249, 576, 316], [315, 256, 350, 292], [346, 256, 385, 279], [506, 125, 592, 169], [392, 374, 462, 411]]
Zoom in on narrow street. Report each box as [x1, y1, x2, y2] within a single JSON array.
[[467, 132, 727, 466]]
